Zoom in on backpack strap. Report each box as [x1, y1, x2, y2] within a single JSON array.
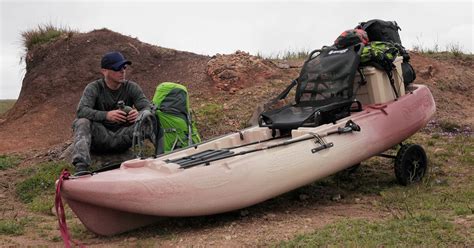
[[387, 69, 399, 98], [354, 67, 367, 96]]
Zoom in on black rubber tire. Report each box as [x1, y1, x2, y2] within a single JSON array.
[[394, 144, 427, 186]]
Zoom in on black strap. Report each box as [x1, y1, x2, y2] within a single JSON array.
[[354, 67, 367, 96], [387, 70, 399, 99], [263, 78, 298, 111]]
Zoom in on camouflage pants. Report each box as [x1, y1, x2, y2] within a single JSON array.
[[71, 118, 134, 166]]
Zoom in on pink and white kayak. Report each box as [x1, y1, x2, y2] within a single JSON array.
[[60, 84, 435, 236]]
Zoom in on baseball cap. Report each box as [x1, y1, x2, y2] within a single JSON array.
[[101, 52, 132, 71]]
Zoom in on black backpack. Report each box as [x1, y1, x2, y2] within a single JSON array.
[[401, 60, 416, 85], [357, 19, 416, 85], [357, 19, 402, 44]]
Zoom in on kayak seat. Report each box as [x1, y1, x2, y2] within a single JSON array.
[[259, 44, 363, 131], [259, 98, 355, 130]]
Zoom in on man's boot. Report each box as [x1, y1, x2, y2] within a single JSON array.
[[74, 163, 91, 176]]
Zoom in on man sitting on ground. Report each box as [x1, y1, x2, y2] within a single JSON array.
[[72, 51, 150, 176]]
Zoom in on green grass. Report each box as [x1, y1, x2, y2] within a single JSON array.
[[195, 103, 224, 127], [0, 99, 16, 115], [21, 24, 77, 51], [0, 155, 22, 170], [16, 161, 72, 204], [278, 132, 474, 246], [278, 214, 465, 247], [0, 219, 26, 236]]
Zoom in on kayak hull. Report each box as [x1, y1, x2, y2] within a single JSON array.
[[61, 84, 436, 235]]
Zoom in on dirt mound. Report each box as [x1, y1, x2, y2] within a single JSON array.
[[409, 52, 474, 126], [207, 51, 280, 93]]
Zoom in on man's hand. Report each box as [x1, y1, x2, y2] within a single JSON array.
[[106, 110, 127, 123], [127, 109, 139, 123]]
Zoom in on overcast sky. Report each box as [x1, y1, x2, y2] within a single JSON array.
[[0, 0, 472, 99]]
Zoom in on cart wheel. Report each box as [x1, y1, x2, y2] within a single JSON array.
[[394, 144, 427, 186]]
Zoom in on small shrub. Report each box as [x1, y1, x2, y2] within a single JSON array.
[[446, 42, 464, 57], [438, 120, 460, 133], [0, 155, 22, 170], [21, 23, 77, 51]]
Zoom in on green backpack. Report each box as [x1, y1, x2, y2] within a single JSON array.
[[360, 41, 399, 71], [152, 82, 201, 153]]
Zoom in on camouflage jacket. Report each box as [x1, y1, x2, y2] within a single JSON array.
[[76, 78, 150, 130]]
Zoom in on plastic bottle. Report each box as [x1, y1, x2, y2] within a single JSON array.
[[117, 100, 133, 114]]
